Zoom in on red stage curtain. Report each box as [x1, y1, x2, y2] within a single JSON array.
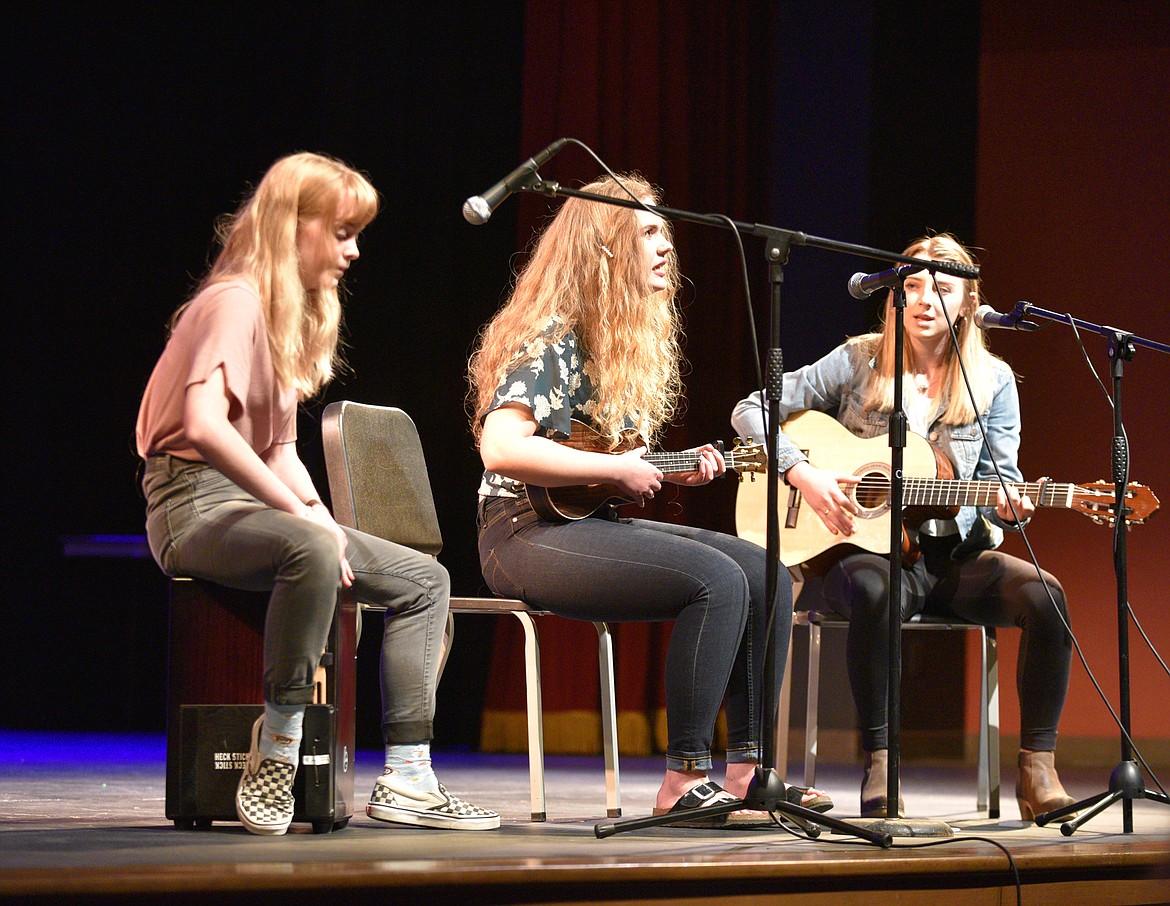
[[480, 0, 771, 756]]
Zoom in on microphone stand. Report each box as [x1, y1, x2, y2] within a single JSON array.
[[1004, 303, 1170, 835], [517, 179, 973, 846], [847, 280, 953, 838]]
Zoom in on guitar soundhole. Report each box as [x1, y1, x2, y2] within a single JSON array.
[[853, 466, 891, 516]]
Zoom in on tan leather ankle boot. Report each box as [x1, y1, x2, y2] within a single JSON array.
[[861, 749, 905, 818], [1016, 749, 1077, 821]]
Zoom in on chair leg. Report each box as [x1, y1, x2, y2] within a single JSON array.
[[775, 618, 795, 778], [594, 622, 621, 818], [804, 622, 822, 788], [976, 625, 1001, 818], [977, 626, 988, 813], [985, 627, 1000, 819], [436, 613, 455, 683], [512, 612, 547, 821]]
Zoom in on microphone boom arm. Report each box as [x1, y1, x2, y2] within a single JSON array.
[[1009, 302, 1170, 356], [524, 180, 981, 281]]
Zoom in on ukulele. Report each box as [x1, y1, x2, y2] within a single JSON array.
[[526, 419, 766, 522]]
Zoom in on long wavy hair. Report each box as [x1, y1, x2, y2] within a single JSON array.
[[172, 152, 379, 399], [858, 233, 999, 425], [468, 173, 682, 449]]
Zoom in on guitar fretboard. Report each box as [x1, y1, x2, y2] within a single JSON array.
[[854, 476, 1090, 509], [646, 451, 752, 475]]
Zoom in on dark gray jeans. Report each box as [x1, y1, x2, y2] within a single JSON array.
[[143, 455, 449, 743], [478, 494, 791, 771]]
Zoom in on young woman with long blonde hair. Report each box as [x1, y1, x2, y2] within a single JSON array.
[[138, 152, 498, 835], [732, 233, 1075, 821], [470, 173, 832, 825]]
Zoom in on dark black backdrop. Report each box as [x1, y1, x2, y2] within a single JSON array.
[[4, 5, 526, 745], [3, 3, 979, 749]]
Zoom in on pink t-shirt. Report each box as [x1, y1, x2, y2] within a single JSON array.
[[136, 279, 297, 460]]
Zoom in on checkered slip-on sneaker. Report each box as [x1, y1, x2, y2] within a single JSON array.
[[366, 772, 500, 830], [235, 716, 297, 836]]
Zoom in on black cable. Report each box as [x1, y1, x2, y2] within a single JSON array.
[[580, 160, 779, 788], [763, 819, 1023, 906], [1057, 312, 1169, 799], [549, 141, 849, 831], [932, 274, 1167, 803], [702, 212, 783, 707], [1129, 605, 1170, 680], [557, 139, 674, 220], [892, 837, 1023, 906], [579, 151, 768, 419]]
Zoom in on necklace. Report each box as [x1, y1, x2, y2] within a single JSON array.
[[913, 372, 931, 394]]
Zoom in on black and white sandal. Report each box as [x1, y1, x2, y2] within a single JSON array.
[[652, 780, 741, 828]]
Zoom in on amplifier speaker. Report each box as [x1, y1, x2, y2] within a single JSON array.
[[164, 579, 357, 833]]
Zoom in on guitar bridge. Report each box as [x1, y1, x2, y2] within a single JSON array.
[[785, 484, 801, 529]]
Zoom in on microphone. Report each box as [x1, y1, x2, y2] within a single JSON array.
[[847, 264, 925, 300], [974, 304, 1042, 332], [462, 138, 569, 225]]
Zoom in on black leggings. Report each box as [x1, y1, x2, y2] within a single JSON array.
[[821, 534, 1071, 752]]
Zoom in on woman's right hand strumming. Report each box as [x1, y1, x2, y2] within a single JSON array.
[[613, 446, 663, 503], [785, 460, 860, 536]]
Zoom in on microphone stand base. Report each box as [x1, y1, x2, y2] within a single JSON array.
[[594, 770, 894, 847], [841, 816, 954, 838]]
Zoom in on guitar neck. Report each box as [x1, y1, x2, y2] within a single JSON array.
[[747, 411, 1160, 569], [902, 478, 1077, 509], [645, 450, 748, 475]]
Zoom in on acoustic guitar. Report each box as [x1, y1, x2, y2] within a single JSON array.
[[526, 419, 767, 522], [735, 410, 1159, 576]]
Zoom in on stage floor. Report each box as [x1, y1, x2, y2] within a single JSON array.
[[1, 730, 1167, 904]]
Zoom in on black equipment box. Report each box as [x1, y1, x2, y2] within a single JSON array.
[[168, 703, 349, 834], [164, 579, 358, 833]]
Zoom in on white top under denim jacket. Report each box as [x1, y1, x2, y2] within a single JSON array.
[[730, 340, 1028, 561]]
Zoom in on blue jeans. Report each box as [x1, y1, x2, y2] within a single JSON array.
[[477, 494, 791, 771], [143, 455, 449, 743]]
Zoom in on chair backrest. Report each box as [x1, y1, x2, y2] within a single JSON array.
[[321, 401, 444, 556]]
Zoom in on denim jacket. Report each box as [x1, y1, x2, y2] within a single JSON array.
[[730, 341, 1026, 559]]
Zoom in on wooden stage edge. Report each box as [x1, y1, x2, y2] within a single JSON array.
[[0, 731, 1167, 905], [3, 842, 1169, 906]]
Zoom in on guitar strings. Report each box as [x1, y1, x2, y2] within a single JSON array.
[[647, 447, 762, 475], [845, 474, 1137, 520]]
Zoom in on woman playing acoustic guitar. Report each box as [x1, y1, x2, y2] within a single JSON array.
[[468, 172, 831, 825], [732, 233, 1076, 822]]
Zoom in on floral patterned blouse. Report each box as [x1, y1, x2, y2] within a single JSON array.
[[478, 317, 599, 498]]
